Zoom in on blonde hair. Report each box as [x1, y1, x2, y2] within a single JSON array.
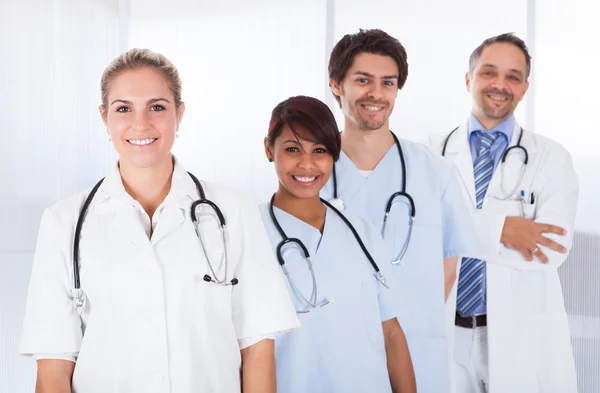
[[100, 48, 182, 110]]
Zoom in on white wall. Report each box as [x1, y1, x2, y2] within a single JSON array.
[[332, 0, 529, 143], [0, 1, 125, 391], [126, 0, 329, 204], [1, 1, 598, 392], [533, 0, 600, 232], [535, 1, 600, 390]]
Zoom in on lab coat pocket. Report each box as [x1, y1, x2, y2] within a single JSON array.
[[486, 198, 524, 217], [361, 279, 386, 356], [522, 202, 537, 220], [198, 281, 233, 321]]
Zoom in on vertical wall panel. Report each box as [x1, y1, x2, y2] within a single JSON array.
[[126, 0, 328, 204], [332, 0, 529, 143], [0, 0, 125, 390]]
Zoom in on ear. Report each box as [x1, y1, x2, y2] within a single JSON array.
[[329, 78, 343, 99], [176, 102, 186, 130], [264, 137, 274, 162], [520, 80, 530, 101], [465, 71, 471, 93], [99, 105, 108, 128]]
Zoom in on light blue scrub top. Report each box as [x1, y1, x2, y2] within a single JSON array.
[[321, 138, 479, 393], [259, 203, 404, 393]]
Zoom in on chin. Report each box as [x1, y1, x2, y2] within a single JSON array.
[[283, 185, 321, 200], [120, 152, 172, 170]]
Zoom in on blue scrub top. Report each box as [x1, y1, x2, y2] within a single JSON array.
[[321, 138, 480, 393], [259, 203, 405, 393]]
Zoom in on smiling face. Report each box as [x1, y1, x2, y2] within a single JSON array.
[[265, 125, 334, 201], [100, 67, 185, 170], [467, 42, 529, 128], [330, 52, 399, 132]]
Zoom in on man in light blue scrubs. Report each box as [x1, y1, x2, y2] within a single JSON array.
[[321, 29, 480, 393]]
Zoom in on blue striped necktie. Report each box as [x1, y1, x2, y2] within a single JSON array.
[[456, 131, 500, 317]]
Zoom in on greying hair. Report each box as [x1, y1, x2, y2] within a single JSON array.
[[469, 33, 531, 79]]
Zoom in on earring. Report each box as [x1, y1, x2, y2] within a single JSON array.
[[108, 135, 112, 142], [176, 132, 179, 139], [268, 158, 273, 162]]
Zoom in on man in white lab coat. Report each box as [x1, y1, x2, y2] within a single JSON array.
[[429, 33, 579, 393]]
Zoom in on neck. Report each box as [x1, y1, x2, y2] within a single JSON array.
[[272, 187, 326, 233], [341, 118, 395, 170], [472, 111, 510, 131], [119, 156, 174, 216]]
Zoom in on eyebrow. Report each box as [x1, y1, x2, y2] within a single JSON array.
[[480, 64, 524, 76], [110, 97, 171, 106], [282, 139, 301, 145], [353, 70, 399, 80]]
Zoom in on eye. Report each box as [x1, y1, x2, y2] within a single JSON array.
[[314, 147, 328, 154], [482, 70, 495, 77], [508, 75, 521, 82], [285, 147, 300, 153], [151, 104, 165, 111], [384, 80, 395, 87], [116, 106, 130, 113], [357, 78, 369, 84]]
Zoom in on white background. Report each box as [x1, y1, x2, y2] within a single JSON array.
[[1, 0, 598, 391]]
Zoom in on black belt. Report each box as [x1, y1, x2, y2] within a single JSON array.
[[455, 313, 487, 328]]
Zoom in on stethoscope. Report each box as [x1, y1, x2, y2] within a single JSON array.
[[268, 195, 389, 313], [329, 131, 416, 264], [441, 126, 529, 201], [71, 172, 237, 316]]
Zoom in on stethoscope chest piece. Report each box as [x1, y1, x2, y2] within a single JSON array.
[[71, 288, 87, 316], [327, 198, 345, 212]]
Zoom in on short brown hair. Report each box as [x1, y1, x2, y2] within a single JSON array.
[[100, 48, 183, 111], [328, 29, 408, 106], [469, 33, 532, 79], [267, 96, 341, 161]]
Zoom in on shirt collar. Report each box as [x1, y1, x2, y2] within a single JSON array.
[[91, 156, 199, 211], [468, 113, 515, 141]]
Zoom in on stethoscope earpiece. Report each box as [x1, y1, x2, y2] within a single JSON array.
[[204, 274, 239, 286]]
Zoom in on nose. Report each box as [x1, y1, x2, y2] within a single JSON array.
[[490, 73, 509, 91], [132, 110, 150, 131], [297, 151, 315, 170], [366, 82, 384, 100]]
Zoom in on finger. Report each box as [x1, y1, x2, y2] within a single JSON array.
[[532, 247, 549, 264], [537, 236, 567, 253], [519, 247, 533, 261], [537, 223, 566, 236]]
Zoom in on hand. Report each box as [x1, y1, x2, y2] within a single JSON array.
[[500, 216, 567, 263]]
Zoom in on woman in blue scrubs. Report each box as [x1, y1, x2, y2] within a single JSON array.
[[259, 95, 416, 393]]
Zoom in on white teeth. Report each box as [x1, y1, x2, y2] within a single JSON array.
[[364, 105, 383, 111], [488, 94, 507, 101], [128, 138, 156, 145], [293, 176, 317, 183]]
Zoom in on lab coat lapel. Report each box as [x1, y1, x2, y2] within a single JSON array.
[[150, 204, 186, 245], [443, 122, 477, 207], [106, 201, 151, 251], [486, 121, 539, 200]]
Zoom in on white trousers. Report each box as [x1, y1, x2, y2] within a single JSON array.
[[454, 326, 490, 393]]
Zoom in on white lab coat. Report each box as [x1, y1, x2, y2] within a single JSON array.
[[19, 159, 300, 393], [429, 121, 579, 393]]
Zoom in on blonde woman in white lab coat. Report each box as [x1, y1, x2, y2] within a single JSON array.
[[19, 48, 299, 393]]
